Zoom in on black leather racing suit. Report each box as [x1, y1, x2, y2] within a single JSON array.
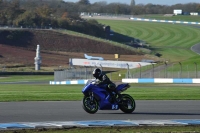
[[95, 74, 117, 102]]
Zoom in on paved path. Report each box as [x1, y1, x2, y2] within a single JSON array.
[[191, 43, 200, 55]]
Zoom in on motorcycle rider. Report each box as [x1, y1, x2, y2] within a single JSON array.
[[92, 68, 120, 102]]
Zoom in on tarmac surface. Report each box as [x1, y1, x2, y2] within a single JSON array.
[[0, 100, 199, 123]]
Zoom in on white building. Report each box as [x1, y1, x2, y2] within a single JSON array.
[[173, 9, 182, 15], [190, 12, 199, 16]]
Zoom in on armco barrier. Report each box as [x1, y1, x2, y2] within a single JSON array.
[[130, 18, 200, 25], [122, 78, 200, 83], [49, 80, 89, 85], [0, 72, 53, 75]]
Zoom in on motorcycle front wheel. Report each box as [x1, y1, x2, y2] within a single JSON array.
[[82, 96, 99, 114], [119, 94, 136, 113]]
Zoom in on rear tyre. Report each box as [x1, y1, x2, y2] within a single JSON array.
[[82, 96, 99, 114], [119, 94, 136, 113]]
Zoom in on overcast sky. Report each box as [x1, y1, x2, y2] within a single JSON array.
[[64, 0, 200, 5]]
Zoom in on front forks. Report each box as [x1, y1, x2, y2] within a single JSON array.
[[89, 92, 94, 103]]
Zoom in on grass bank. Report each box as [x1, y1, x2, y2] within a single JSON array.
[[96, 20, 200, 62], [0, 75, 200, 101], [0, 75, 54, 82], [0, 84, 199, 101]]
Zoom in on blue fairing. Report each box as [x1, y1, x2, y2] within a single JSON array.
[[82, 84, 108, 100], [82, 83, 119, 110], [116, 83, 129, 92]]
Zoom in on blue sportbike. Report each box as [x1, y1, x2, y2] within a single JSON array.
[[82, 80, 136, 114]]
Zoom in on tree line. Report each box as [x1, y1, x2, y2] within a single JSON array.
[[66, 0, 200, 15], [0, 0, 200, 37], [0, 0, 105, 37]]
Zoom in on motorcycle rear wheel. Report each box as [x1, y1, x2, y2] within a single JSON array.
[[119, 94, 136, 113], [82, 96, 99, 114]]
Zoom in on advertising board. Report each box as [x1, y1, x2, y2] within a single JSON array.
[[70, 58, 152, 69]]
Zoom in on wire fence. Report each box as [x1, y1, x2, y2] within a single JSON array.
[[54, 63, 200, 81], [54, 67, 92, 81], [128, 71, 200, 79], [126, 63, 200, 79]]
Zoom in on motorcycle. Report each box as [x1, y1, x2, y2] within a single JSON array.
[[81, 80, 136, 114]]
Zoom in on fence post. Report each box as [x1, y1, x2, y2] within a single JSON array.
[[127, 63, 130, 78], [138, 63, 141, 78], [172, 63, 175, 78], [81, 67, 83, 79], [85, 66, 87, 79], [187, 65, 189, 78], [75, 67, 77, 80], [90, 66, 93, 79], [179, 62, 182, 78], [151, 63, 154, 78], [165, 62, 168, 78], [194, 62, 197, 78]]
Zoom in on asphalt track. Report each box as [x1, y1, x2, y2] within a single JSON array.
[[0, 100, 200, 123]]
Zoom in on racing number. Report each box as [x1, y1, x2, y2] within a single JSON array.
[[112, 105, 118, 109]]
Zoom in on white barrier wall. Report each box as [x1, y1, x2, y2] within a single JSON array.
[[49, 80, 89, 85], [130, 18, 200, 25], [122, 78, 200, 83], [49, 78, 200, 85], [70, 58, 152, 69]]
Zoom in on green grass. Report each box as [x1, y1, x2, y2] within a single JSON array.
[[0, 84, 81, 101], [94, 19, 200, 72], [0, 75, 54, 82], [1, 76, 200, 101], [96, 20, 200, 61], [55, 16, 200, 73], [0, 84, 199, 101]]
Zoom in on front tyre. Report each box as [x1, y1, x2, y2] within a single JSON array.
[[82, 96, 99, 114], [119, 94, 136, 113]]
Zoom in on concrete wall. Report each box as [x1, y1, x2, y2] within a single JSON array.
[[49, 78, 200, 85], [122, 78, 200, 83]]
